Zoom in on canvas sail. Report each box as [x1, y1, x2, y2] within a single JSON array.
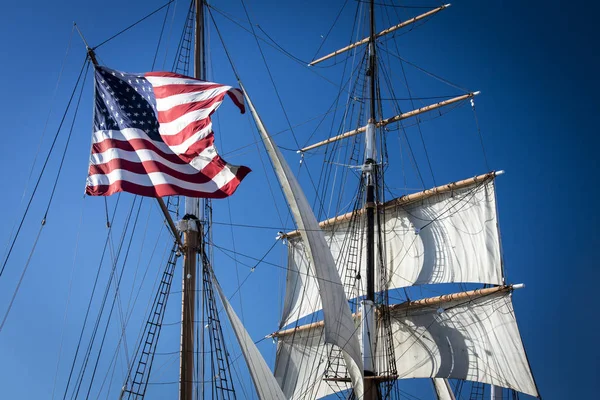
[[273, 289, 537, 398], [212, 273, 286, 400], [281, 178, 503, 326], [432, 379, 456, 400], [242, 86, 364, 397], [383, 290, 538, 397], [274, 325, 350, 399]]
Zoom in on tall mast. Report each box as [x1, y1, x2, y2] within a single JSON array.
[[362, 0, 378, 398], [365, 0, 376, 307], [180, 1, 205, 399]]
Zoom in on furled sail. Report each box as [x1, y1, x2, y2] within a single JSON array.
[[273, 287, 538, 398], [281, 176, 503, 326], [242, 85, 364, 397], [212, 272, 286, 400]]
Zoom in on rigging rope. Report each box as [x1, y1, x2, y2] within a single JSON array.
[[385, 43, 437, 186], [151, 0, 174, 70], [0, 224, 44, 333], [381, 48, 471, 93], [44, 62, 90, 219], [93, 0, 175, 50], [61, 194, 122, 400], [2, 25, 75, 266], [208, 4, 355, 90], [471, 98, 491, 171], [51, 197, 86, 400], [0, 56, 87, 279], [309, 0, 351, 63], [78, 197, 145, 399], [0, 59, 89, 334]]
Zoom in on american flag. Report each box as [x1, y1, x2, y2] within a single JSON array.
[[86, 66, 250, 198]]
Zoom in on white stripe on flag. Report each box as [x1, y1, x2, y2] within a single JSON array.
[[154, 86, 232, 112], [157, 105, 223, 136]]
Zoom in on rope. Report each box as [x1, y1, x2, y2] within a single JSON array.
[[44, 62, 90, 219], [380, 48, 471, 93], [0, 223, 44, 333], [0, 35, 89, 338], [208, 4, 352, 90], [0, 56, 87, 279], [79, 197, 144, 399], [94, 0, 175, 49], [309, 0, 351, 63], [390, 50, 437, 186], [51, 197, 86, 400], [2, 24, 75, 266], [61, 194, 121, 400], [471, 98, 491, 171], [151, 0, 173, 70]]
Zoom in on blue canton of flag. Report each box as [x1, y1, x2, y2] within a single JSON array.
[[94, 68, 161, 142]]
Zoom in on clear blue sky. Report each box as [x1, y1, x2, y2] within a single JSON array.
[[0, 0, 597, 399]]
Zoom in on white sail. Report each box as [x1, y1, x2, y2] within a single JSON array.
[[242, 85, 364, 397], [281, 178, 503, 326], [432, 379, 456, 400], [212, 273, 286, 400], [273, 288, 537, 398], [383, 290, 538, 397], [274, 325, 351, 399]]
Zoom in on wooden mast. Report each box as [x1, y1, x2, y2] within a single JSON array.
[[180, 1, 205, 399]]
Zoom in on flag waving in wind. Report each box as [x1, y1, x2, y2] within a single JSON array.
[[86, 66, 250, 198]]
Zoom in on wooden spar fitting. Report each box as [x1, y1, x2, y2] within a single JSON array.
[[391, 169, 502, 206], [156, 198, 184, 250], [269, 312, 360, 339], [299, 91, 479, 152], [309, 4, 451, 66], [282, 170, 501, 239], [270, 284, 516, 339], [387, 285, 512, 312]]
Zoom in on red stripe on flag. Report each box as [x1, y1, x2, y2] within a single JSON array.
[[86, 165, 251, 198], [157, 100, 222, 124], [92, 138, 186, 165], [158, 119, 212, 148], [152, 83, 226, 99], [168, 133, 215, 164], [89, 158, 211, 183], [89, 150, 233, 181], [226, 89, 245, 114]]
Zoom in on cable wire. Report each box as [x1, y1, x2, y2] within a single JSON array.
[[94, 0, 175, 49], [0, 56, 88, 279]]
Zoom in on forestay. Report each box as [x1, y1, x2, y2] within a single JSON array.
[[281, 179, 503, 326]]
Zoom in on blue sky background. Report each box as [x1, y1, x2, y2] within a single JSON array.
[[0, 0, 598, 399]]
